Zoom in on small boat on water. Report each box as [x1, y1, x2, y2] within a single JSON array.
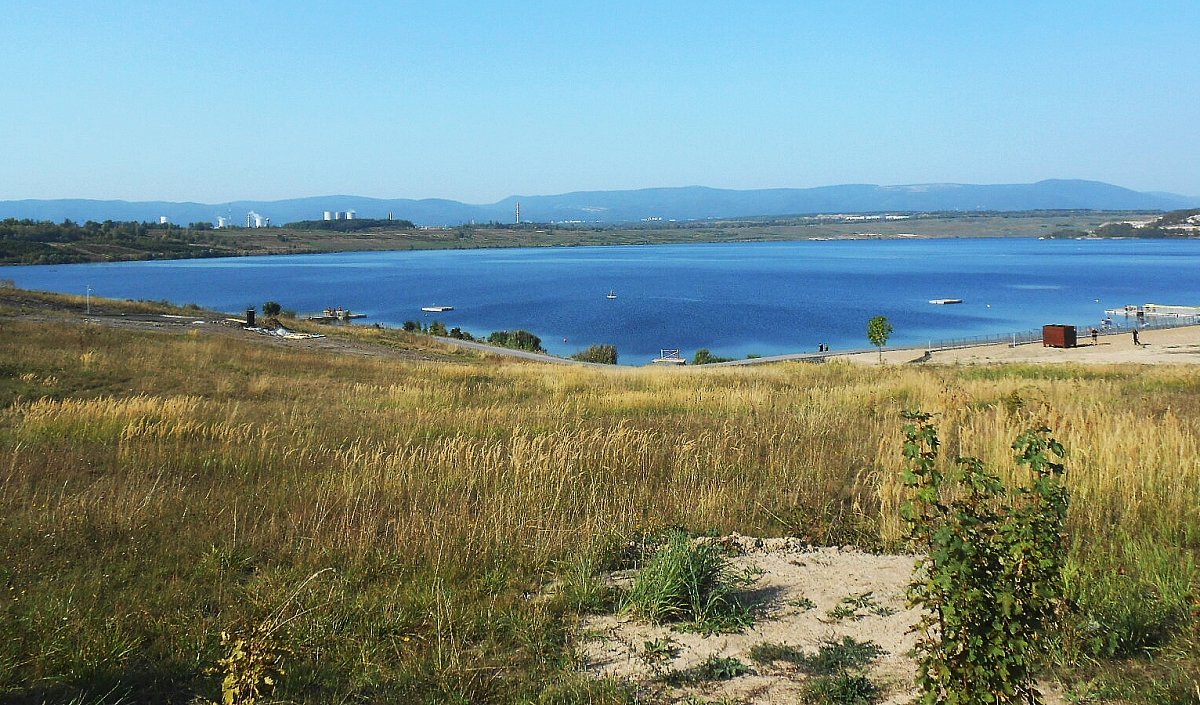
[[929, 298, 963, 305], [421, 305, 454, 312], [606, 290, 617, 299]]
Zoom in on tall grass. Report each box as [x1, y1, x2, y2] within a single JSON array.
[[1, 316, 1198, 702]]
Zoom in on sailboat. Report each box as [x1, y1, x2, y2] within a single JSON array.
[[606, 290, 617, 300]]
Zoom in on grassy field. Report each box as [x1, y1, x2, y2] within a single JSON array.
[[1, 294, 1197, 703]]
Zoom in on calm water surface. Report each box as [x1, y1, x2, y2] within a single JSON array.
[[3, 239, 1198, 363]]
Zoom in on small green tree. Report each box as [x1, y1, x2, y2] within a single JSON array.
[[262, 301, 282, 318], [900, 411, 1068, 704], [866, 315, 892, 362], [692, 348, 733, 365]]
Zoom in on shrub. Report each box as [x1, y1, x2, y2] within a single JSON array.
[[571, 344, 618, 364], [691, 349, 733, 365], [487, 329, 545, 353], [901, 411, 1069, 705]]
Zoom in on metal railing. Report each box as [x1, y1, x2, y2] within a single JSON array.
[[917, 314, 1200, 353]]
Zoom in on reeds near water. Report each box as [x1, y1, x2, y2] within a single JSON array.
[[1, 317, 1197, 703]]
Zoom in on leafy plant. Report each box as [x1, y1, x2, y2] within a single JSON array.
[[825, 592, 894, 622], [787, 595, 817, 611], [805, 671, 880, 705], [637, 637, 680, 674], [664, 655, 751, 685], [900, 411, 1069, 705], [208, 569, 331, 705]]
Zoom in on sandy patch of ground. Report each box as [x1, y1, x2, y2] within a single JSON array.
[[579, 536, 1071, 704], [837, 324, 1200, 366], [580, 538, 919, 704]]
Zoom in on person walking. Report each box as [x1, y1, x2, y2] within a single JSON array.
[[1091, 328, 1099, 345], [1133, 329, 1141, 346]]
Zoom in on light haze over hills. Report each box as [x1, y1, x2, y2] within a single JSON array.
[[0, 180, 1194, 227]]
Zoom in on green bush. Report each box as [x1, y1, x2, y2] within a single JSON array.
[[570, 344, 618, 364], [691, 349, 733, 365], [487, 329, 545, 353], [901, 412, 1069, 705]]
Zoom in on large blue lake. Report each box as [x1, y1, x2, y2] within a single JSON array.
[[3, 239, 1197, 363]]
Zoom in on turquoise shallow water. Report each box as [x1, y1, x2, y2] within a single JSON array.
[[3, 238, 1198, 363]]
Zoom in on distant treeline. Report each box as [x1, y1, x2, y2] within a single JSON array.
[[288, 218, 416, 232], [1047, 209, 1200, 240], [0, 218, 227, 264]]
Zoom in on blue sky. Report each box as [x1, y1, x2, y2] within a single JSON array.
[[2, 2, 1197, 203]]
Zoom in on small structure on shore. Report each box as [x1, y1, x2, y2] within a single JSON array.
[[1042, 324, 1077, 348], [651, 349, 686, 365]]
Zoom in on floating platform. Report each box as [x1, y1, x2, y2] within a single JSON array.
[[929, 298, 963, 305], [307, 307, 366, 322], [1105, 303, 1200, 319], [421, 305, 454, 312]]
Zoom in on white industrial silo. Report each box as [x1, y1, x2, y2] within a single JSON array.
[[345, 210, 355, 220], [323, 211, 333, 221]]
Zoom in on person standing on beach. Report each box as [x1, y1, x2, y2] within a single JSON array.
[[1133, 329, 1141, 346], [1091, 328, 1099, 345]]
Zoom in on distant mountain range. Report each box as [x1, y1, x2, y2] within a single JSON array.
[[2, 180, 1196, 226]]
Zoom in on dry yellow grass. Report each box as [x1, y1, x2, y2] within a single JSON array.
[[2, 314, 1198, 702]]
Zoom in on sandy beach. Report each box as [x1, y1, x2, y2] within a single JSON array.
[[837, 324, 1200, 366]]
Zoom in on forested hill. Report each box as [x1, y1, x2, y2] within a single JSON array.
[[1, 179, 1195, 226]]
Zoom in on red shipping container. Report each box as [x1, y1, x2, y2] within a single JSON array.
[[1042, 324, 1076, 348]]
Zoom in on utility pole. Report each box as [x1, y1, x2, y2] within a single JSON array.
[[86, 285, 92, 315]]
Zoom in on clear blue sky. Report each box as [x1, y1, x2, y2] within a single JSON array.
[[2, 1, 1197, 203]]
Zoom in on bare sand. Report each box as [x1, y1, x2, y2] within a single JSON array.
[[836, 324, 1200, 366], [579, 538, 1069, 704]]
